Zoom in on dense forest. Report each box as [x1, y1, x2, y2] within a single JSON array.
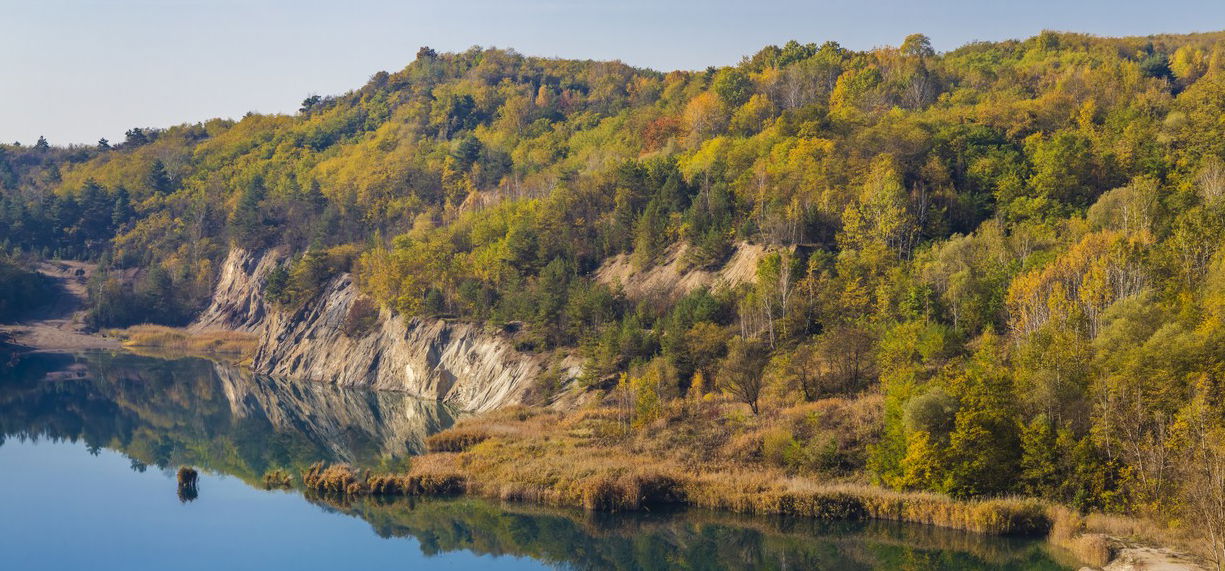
[[5, 30, 1225, 527]]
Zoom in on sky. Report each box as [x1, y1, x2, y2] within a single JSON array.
[[5, 0, 1225, 146]]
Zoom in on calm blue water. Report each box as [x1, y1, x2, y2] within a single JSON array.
[[0, 351, 1081, 570], [0, 438, 544, 570]]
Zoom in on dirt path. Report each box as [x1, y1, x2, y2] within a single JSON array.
[[0, 260, 121, 351], [1100, 546, 1210, 570]]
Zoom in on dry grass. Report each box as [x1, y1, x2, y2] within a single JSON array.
[[680, 474, 1050, 535], [312, 397, 1046, 536], [425, 427, 491, 452], [263, 469, 293, 489], [1042, 506, 1209, 567], [176, 466, 198, 486], [117, 325, 258, 359], [301, 461, 465, 497], [176, 466, 199, 503], [297, 396, 1189, 567], [302, 462, 364, 495]]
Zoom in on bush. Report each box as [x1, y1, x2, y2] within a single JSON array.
[[0, 258, 52, 321], [342, 296, 380, 337], [761, 428, 803, 467], [268, 245, 363, 308], [263, 469, 293, 489], [426, 428, 491, 452], [302, 462, 362, 495]]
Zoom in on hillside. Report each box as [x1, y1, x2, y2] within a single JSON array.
[[4, 29, 1225, 557]]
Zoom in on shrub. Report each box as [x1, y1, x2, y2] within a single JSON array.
[[342, 296, 380, 337], [263, 469, 293, 489], [121, 325, 258, 357], [302, 462, 363, 495], [0, 258, 52, 321], [426, 428, 491, 452], [761, 428, 803, 468], [176, 466, 198, 486]]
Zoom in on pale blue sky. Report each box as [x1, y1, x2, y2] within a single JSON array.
[[5, 0, 1224, 145]]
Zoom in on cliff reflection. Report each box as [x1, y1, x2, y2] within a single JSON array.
[[0, 351, 458, 482], [0, 351, 1078, 569]]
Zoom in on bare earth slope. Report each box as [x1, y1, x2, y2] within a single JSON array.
[[0, 261, 119, 351], [595, 242, 768, 302]]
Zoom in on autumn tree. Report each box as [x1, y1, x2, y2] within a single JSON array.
[[718, 336, 770, 414]]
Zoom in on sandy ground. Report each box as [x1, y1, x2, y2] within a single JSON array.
[[0, 260, 121, 351], [1096, 546, 1211, 571]]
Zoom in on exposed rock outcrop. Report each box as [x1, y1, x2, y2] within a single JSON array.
[[595, 241, 768, 302], [252, 274, 552, 413], [191, 247, 284, 332], [193, 248, 565, 413]]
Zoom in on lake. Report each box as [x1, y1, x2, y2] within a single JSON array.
[[0, 351, 1081, 570]]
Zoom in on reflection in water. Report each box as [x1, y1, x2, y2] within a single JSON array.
[[319, 496, 1076, 570], [0, 351, 458, 483], [0, 351, 1078, 570], [177, 466, 199, 503]]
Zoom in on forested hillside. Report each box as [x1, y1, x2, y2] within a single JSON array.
[[5, 30, 1225, 524]]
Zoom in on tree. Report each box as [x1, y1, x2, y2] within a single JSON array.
[[683, 92, 725, 146], [1025, 130, 1110, 209], [144, 159, 173, 195], [33, 136, 49, 151], [712, 68, 753, 107], [124, 127, 149, 147], [901, 34, 935, 59], [230, 176, 268, 247], [786, 342, 823, 401], [1176, 395, 1225, 568], [1170, 45, 1209, 85], [300, 94, 323, 114], [898, 430, 946, 490], [718, 336, 770, 414], [1019, 414, 1060, 497], [942, 332, 1020, 497], [264, 265, 291, 305]]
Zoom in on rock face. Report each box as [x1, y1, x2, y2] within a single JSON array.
[[193, 248, 557, 413], [191, 247, 283, 332], [252, 274, 549, 413]]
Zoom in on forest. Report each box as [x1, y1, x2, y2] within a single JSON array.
[[4, 30, 1225, 538]]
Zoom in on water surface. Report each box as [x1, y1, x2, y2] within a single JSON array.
[[0, 351, 1080, 570]]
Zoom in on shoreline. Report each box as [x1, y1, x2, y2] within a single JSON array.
[[0, 323, 123, 352], [1, 325, 1209, 570], [0, 259, 122, 353], [294, 407, 1211, 571]]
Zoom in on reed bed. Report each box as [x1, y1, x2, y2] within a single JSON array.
[[425, 427, 491, 452], [295, 398, 1197, 567], [176, 466, 199, 503], [118, 325, 258, 358], [301, 461, 465, 497], [176, 466, 198, 486], [263, 469, 293, 489]]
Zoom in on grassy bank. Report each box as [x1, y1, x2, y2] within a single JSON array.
[[289, 397, 1206, 567], [113, 325, 258, 361]]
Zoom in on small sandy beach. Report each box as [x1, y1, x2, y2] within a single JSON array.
[[0, 260, 121, 351]]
